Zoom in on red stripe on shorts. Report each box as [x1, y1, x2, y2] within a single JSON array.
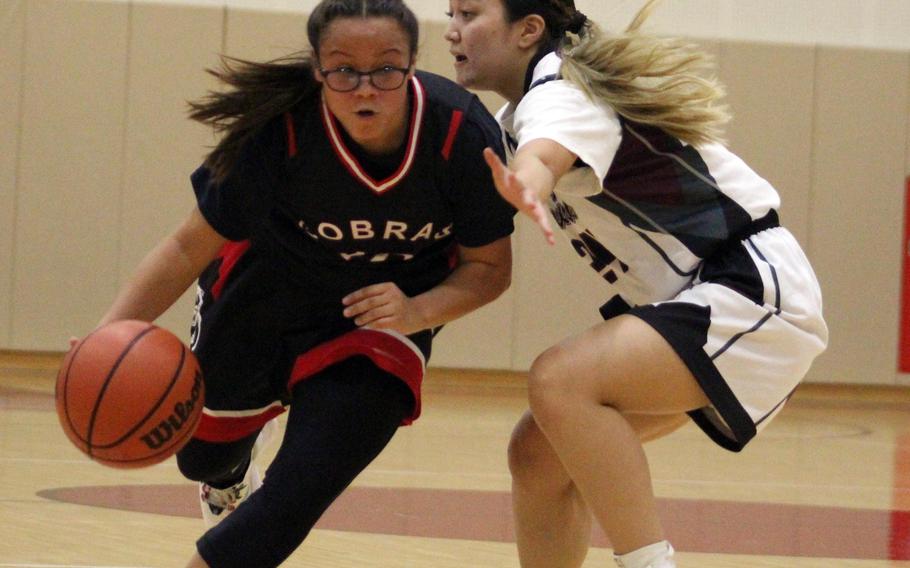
[[288, 329, 425, 424], [193, 405, 286, 443]]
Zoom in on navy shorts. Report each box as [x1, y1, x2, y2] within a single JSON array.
[[188, 241, 433, 443]]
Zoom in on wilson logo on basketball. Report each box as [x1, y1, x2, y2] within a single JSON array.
[[140, 370, 203, 450]]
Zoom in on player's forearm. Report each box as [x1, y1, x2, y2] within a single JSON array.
[[410, 247, 511, 330], [99, 236, 205, 327], [512, 138, 578, 200], [98, 208, 227, 329], [513, 152, 558, 201]]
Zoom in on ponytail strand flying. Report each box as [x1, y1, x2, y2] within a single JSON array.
[[559, 0, 730, 146], [187, 54, 319, 181]]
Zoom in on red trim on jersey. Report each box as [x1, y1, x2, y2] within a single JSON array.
[[446, 243, 459, 270], [320, 76, 426, 195], [193, 405, 286, 443], [284, 112, 298, 157], [288, 329, 425, 424], [441, 110, 464, 160], [211, 240, 252, 300]]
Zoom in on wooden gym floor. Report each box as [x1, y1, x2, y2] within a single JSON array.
[[2, 350, 910, 567]]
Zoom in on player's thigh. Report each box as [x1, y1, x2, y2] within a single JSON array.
[[530, 314, 708, 414], [623, 412, 690, 443]]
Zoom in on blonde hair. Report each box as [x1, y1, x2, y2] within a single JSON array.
[[558, 0, 730, 145]]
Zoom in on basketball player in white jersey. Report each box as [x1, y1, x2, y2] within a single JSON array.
[[445, 1, 828, 567]]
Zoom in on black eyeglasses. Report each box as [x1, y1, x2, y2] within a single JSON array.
[[318, 65, 411, 92]]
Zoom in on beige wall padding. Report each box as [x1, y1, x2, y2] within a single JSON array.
[[0, 0, 25, 347], [6, 2, 910, 385], [121, 3, 225, 341], [14, 0, 129, 350], [808, 47, 910, 385]]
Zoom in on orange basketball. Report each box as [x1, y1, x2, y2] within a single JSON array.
[[55, 320, 204, 469]]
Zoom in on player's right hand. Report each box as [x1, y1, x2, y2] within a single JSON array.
[[483, 148, 555, 245]]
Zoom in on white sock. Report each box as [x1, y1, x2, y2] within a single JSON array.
[[613, 540, 675, 568]]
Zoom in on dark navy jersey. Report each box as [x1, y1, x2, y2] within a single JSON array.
[[187, 71, 514, 424], [192, 71, 514, 305]]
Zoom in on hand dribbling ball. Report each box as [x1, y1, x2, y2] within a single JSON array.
[[55, 320, 204, 468]]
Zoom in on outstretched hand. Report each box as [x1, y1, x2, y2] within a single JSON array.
[[342, 282, 425, 335], [483, 148, 555, 245]]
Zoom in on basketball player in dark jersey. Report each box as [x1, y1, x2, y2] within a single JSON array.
[[89, 1, 514, 566]]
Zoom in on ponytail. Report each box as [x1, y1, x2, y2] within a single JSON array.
[[558, 0, 730, 145]]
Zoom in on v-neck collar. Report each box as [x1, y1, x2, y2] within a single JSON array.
[[320, 75, 426, 195]]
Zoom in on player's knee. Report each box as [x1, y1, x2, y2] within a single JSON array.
[[176, 442, 241, 482], [526, 347, 575, 424], [507, 414, 567, 490], [175, 453, 214, 482]]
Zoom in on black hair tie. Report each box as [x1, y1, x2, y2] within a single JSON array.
[[566, 10, 588, 34]]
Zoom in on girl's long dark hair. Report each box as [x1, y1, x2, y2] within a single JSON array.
[[188, 0, 419, 181], [188, 55, 317, 180]]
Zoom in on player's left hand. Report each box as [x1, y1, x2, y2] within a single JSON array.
[[342, 282, 425, 334]]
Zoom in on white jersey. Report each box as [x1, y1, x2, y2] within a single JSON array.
[[498, 52, 780, 307], [497, 52, 827, 452]]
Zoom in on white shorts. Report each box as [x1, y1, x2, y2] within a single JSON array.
[[629, 226, 828, 451]]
